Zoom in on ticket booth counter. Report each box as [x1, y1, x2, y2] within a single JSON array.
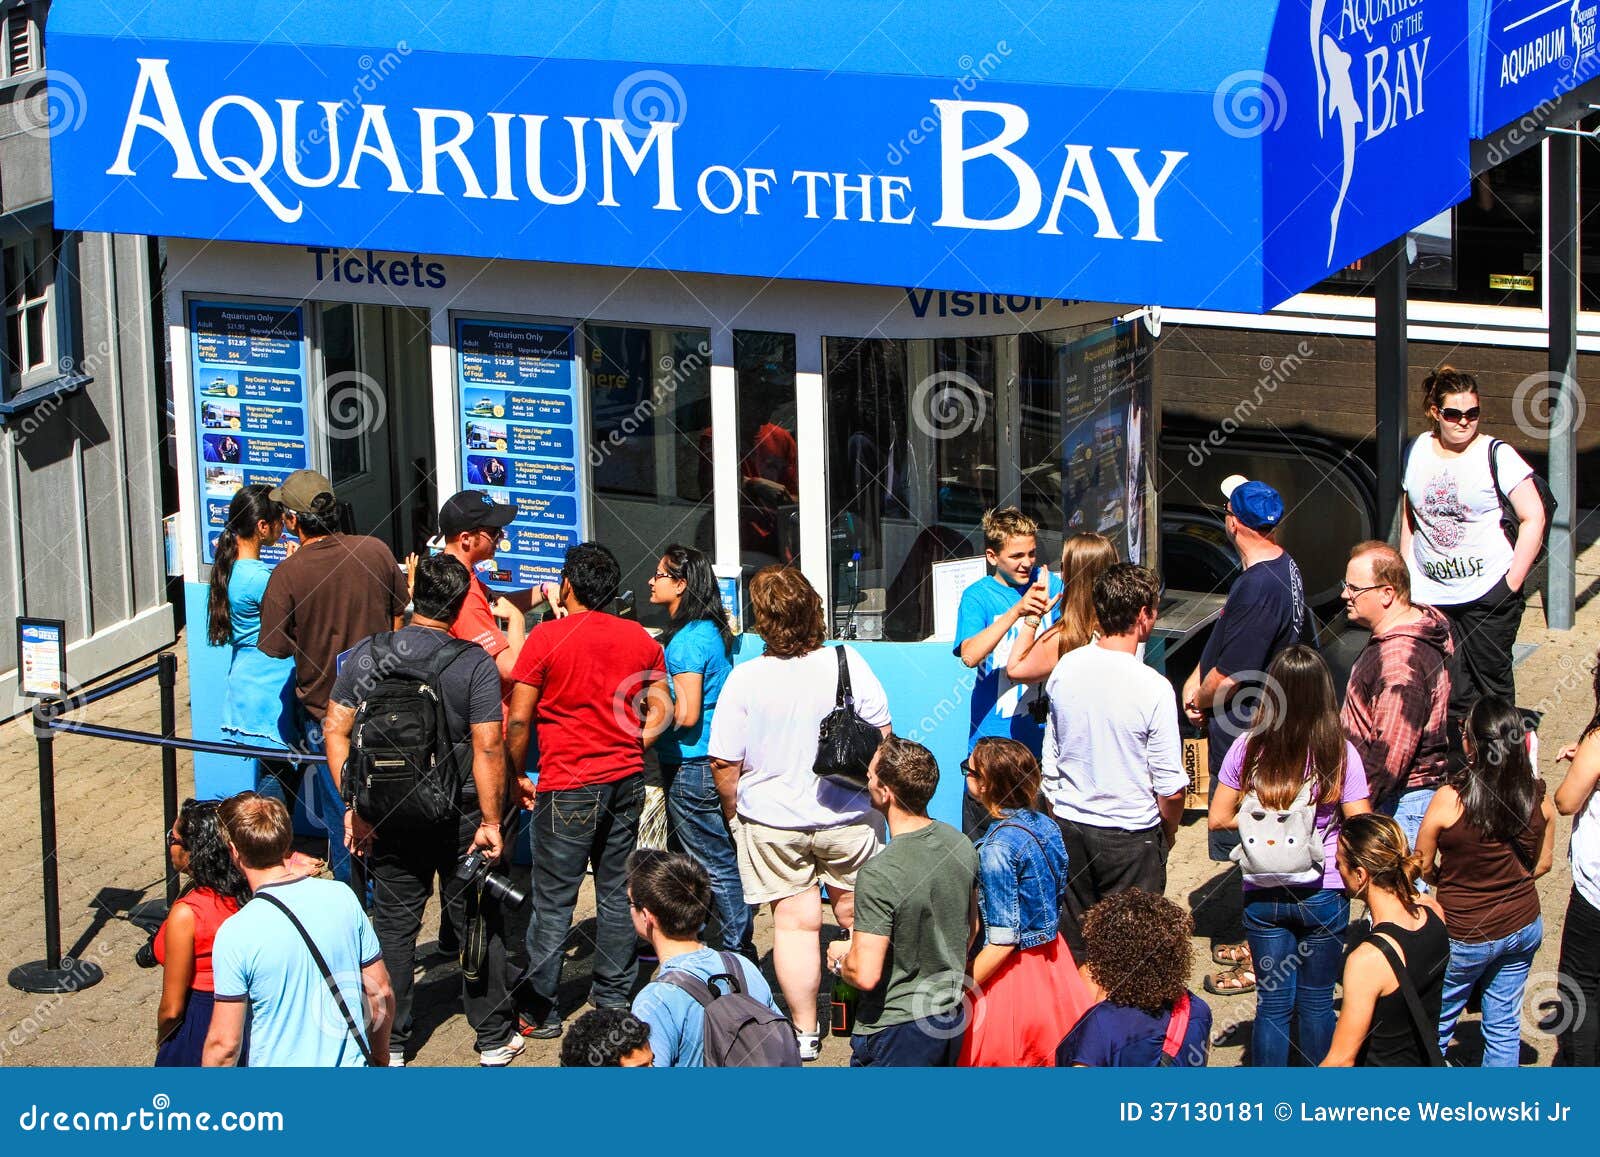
[[168, 240, 1183, 824]]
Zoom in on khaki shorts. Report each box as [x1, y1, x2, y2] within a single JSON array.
[[733, 816, 884, 905]]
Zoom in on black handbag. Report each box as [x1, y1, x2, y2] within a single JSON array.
[[813, 646, 883, 789]]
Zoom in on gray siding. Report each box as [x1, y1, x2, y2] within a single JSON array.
[[0, 37, 174, 692]]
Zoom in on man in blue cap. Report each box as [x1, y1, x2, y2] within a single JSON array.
[[1183, 476, 1317, 862]]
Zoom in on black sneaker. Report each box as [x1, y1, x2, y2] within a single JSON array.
[[519, 1013, 562, 1040]]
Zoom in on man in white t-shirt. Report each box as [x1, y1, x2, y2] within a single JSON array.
[[1042, 563, 1187, 954], [709, 565, 891, 1061]]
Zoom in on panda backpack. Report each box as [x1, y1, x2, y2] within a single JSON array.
[[1230, 780, 1323, 887]]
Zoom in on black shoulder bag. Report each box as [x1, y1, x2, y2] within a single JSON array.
[[257, 891, 375, 1065], [813, 646, 883, 790], [1487, 438, 1555, 564]]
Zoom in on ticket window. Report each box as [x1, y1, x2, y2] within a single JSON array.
[[824, 336, 1001, 641], [584, 322, 714, 630], [314, 302, 436, 557], [732, 331, 802, 577]]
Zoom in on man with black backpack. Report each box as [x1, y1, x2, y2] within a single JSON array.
[[322, 553, 518, 1067], [627, 850, 797, 1066]]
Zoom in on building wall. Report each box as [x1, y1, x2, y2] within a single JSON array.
[[0, 37, 174, 708], [1158, 322, 1600, 489]]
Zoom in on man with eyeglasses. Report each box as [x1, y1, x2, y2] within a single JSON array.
[[1339, 541, 1454, 850], [438, 491, 569, 699]]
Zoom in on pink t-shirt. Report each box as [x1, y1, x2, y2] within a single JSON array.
[[1219, 735, 1369, 891]]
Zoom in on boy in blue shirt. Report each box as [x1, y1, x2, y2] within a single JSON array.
[[954, 509, 1060, 834], [628, 849, 780, 1067]]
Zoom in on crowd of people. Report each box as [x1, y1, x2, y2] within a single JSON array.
[[146, 364, 1599, 1070]]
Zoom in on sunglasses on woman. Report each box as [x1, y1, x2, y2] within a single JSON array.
[[1438, 406, 1480, 424]]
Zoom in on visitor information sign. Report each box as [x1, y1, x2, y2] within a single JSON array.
[[190, 301, 311, 565], [454, 317, 586, 590]]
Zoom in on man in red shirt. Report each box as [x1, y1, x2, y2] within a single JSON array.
[[506, 542, 671, 1038]]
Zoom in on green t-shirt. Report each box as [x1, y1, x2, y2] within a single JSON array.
[[852, 820, 979, 1034]]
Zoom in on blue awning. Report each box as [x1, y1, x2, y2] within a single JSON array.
[[1472, 0, 1600, 137], [47, 0, 1478, 313]]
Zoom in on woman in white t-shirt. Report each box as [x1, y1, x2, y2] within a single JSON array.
[[1554, 660, 1600, 1067], [707, 565, 891, 1061], [1401, 365, 1546, 721]]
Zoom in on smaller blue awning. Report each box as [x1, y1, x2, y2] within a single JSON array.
[[47, 1, 1477, 313], [1472, 0, 1600, 137]]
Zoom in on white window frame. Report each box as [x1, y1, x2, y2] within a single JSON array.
[[2, 227, 60, 395]]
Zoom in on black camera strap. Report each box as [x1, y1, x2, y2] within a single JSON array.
[[256, 891, 376, 1066]]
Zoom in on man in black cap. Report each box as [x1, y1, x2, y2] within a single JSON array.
[[437, 490, 524, 693], [1182, 474, 1317, 880]]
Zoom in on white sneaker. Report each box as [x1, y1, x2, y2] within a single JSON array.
[[795, 1031, 822, 1062], [387, 1051, 405, 1068], [479, 1033, 527, 1067]]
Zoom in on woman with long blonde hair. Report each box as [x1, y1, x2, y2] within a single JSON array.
[[1006, 533, 1118, 683]]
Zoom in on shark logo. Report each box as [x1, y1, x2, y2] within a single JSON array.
[[1310, 0, 1362, 265]]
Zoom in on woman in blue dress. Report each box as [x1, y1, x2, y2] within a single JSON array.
[[206, 485, 303, 809], [647, 544, 749, 955]]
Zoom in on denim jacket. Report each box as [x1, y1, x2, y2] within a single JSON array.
[[976, 808, 1068, 950]]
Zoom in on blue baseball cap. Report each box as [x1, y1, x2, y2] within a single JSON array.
[[1220, 475, 1284, 531]]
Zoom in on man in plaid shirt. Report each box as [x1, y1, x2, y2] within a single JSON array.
[[1339, 541, 1455, 850]]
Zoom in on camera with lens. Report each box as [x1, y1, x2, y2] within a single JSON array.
[[456, 849, 527, 908]]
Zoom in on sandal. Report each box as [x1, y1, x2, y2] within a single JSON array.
[[1212, 942, 1253, 967], [1203, 966, 1257, 996]]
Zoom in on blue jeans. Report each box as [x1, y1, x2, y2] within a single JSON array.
[[1242, 887, 1349, 1066], [1439, 915, 1543, 1066], [521, 775, 644, 1023], [1379, 787, 1436, 852], [662, 758, 753, 955]]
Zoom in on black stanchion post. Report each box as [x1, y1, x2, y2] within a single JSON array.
[[8, 702, 103, 993], [158, 651, 180, 908]]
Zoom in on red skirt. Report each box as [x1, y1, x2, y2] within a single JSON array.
[[960, 936, 1092, 1067]]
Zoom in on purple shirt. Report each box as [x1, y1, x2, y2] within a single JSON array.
[[1218, 735, 1369, 891]]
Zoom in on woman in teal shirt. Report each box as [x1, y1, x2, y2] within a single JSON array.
[[206, 485, 302, 808], [647, 545, 749, 954]]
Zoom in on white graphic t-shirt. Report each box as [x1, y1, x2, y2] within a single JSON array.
[[1403, 433, 1531, 606]]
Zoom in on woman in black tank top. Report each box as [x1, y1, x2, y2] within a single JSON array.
[[1323, 814, 1450, 1066]]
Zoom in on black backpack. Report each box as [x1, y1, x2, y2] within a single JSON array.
[[1488, 439, 1556, 564], [346, 633, 476, 830], [655, 952, 803, 1067]]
